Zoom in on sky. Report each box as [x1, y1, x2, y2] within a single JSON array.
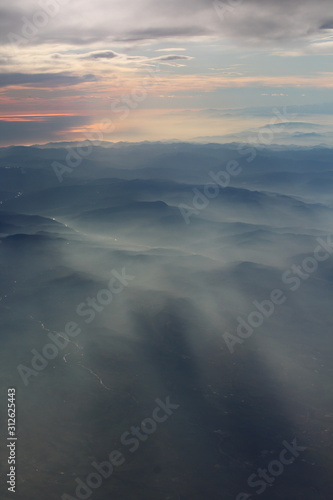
[[0, 0, 333, 146]]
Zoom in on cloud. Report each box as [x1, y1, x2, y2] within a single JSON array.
[[82, 50, 193, 65], [0, 58, 11, 65], [129, 73, 333, 93], [192, 119, 333, 146], [154, 55, 193, 61], [0, 115, 91, 146], [213, 0, 333, 44], [320, 20, 333, 29], [177, 104, 333, 121], [0, 72, 97, 88], [0, 0, 330, 50], [115, 25, 210, 42], [85, 50, 119, 59], [155, 48, 186, 52], [277, 40, 333, 56], [81, 50, 194, 67], [261, 122, 324, 129], [243, 102, 333, 116]]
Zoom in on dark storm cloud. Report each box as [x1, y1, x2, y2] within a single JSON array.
[[0, 73, 97, 88]]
